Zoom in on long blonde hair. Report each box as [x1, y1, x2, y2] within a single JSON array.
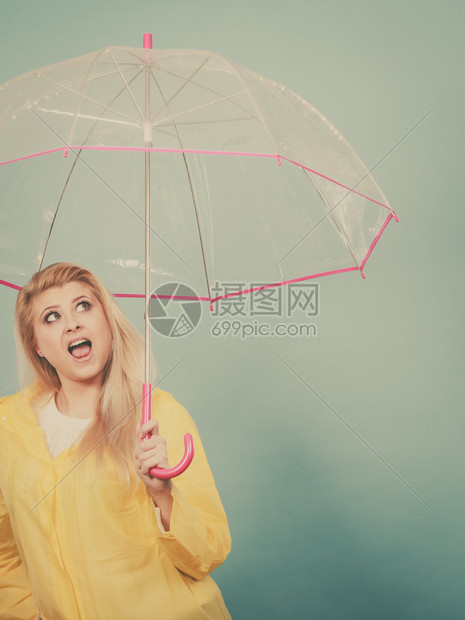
[[15, 262, 150, 478]]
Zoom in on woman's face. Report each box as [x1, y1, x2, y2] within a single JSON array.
[[33, 282, 113, 387]]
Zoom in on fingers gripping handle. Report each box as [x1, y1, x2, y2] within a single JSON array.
[[141, 383, 194, 479], [150, 433, 195, 479]]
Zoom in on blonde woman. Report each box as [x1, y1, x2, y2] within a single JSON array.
[[0, 263, 231, 619]]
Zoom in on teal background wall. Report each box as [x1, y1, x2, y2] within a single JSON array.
[[1, 1, 464, 618]]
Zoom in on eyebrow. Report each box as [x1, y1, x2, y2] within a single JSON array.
[[39, 295, 93, 320]]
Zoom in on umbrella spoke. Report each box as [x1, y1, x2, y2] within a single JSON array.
[[109, 53, 145, 122], [149, 57, 211, 125], [30, 109, 193, 274], [302, 167, 362, 270], [34, 107, 140, 129], [151, 59, 270, 130], [37, 74, 142, 127], [154, 116, 256, 128], [34, 65, 147, 144], [150, 70, 214, 304], [148, 56, 266, 141], [150, 64, 259, 133], [38, 149, 83, 271], [80, 67, 146, 139], [271, 154, 396, 275], [152, 87, 259, 132]]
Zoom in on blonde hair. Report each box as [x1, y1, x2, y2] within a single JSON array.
[[15, 262, 150, 479]]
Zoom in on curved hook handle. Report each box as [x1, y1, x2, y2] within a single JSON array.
[[149, 433, 194, 479], [141, 383, 195, 480]]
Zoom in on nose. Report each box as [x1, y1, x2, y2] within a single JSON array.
[[66, 320, 82, 333]]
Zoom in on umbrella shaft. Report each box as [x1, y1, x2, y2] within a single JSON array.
[[145, 147, 151, 384], [144, 59, 152, 385]]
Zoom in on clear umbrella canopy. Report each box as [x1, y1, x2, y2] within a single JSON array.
[[0, 42, 397, 301]]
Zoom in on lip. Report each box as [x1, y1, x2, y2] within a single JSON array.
[[67, 336, 93, 363], [67, 335, 91, 348]]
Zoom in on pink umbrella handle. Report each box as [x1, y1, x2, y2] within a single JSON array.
[[141, 383, 195, 479], [149, 433, 194, 479]]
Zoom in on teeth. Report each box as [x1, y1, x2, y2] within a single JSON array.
[[69, 339, 90, 350]]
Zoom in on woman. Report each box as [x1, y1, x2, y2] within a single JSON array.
[[0, 263, 231, 620]]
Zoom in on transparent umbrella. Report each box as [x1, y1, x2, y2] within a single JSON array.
[[0, 33, 398, 477]]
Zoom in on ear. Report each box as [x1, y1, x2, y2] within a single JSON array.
[[36, 347, 44, 358]]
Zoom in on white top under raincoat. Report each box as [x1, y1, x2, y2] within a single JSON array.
[[0, 384, 231, 619]]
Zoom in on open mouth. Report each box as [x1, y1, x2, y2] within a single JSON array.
[[68, 339, 92, 359]]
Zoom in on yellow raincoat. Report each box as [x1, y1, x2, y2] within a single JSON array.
[[0, 385, 231, 619]]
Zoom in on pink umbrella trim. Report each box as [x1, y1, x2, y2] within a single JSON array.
[[0, 145, 398, 304], [0, 279, 22, 291], [0, 211, 398, 306], [0, 145, 398, 215]]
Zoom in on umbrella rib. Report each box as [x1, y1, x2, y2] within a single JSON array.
[[34, 108, 140, 128], [150, 57, 211, 124], [35, 64, 149, 269], [257, 206, 286, 283], [109, 53, 145, 121], [150, 51, 277, 150], [223, 59, 279, 155], [73, 66, 145, 138], [148, 52, 264, 129], [38, 150, 83, 271], [273, 107, 434, 272], [273, 162, 391, 273], [149, 114, 256, 145], [66, 62, 143, 83], [84, 162, 191, 270], [30, 109, 193, 272], [150, 68, 213, 303], [154, 115, 255, 128], [37, 75, 141, 126], [49, 63, 147, 145], [302, 167, 361, 270], [272, 189, 362, 273], [152, 64, 260, 122], [152, 88, 257, 131], [181, 153, 212, 302]]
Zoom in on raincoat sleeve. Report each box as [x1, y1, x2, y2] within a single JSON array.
[[0, 489, 40, 620], [153, 391, 231, 581]]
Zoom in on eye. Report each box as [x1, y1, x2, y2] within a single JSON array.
[[76, 300, 91, 312], [45, 311, 61, 323]]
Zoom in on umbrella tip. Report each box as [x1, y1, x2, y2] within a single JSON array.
[[143, 33, 153, 49]]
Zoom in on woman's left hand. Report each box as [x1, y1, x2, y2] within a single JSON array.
[[135, 419, 173, 501]]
